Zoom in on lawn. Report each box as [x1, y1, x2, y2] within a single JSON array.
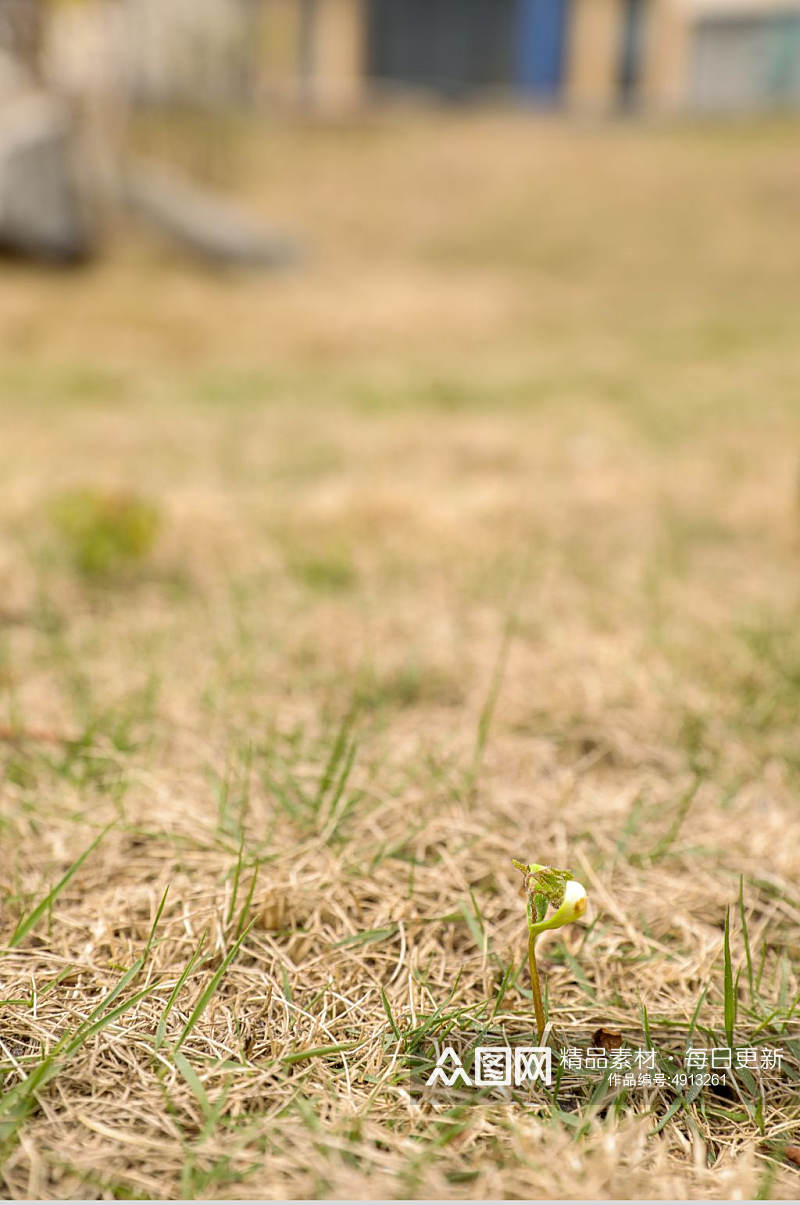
[[1, 107, 799, 1199]]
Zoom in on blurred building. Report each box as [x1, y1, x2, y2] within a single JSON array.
[[569, 0, 800, 112], [366, 0, 515, 99], [42, 0, 365, 110], [259, 0, 365, 109], [365, 0, 800, 112], [289, 0, 800, 112], [35, 0, 800, 115], [43, 0, 259, 106], [364, 0, 568, 101]]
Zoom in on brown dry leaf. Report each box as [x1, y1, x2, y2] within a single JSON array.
[[592, 1027, 624, 1051]]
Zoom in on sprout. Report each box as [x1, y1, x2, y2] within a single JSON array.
[[513, 860, 588, 1041]]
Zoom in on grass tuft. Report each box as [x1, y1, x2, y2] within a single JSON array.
[[49, 488, 161, 578]]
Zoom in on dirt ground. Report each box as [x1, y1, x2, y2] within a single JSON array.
[[1, 108, 799, 1199]]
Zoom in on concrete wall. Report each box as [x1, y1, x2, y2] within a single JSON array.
[[640, 0, 692, 109], [313, 0, 365, 108], [259, 0, 365, 109], [258, 0, 305, 103], [567, 0, 800, 113], [565, 0, 622, 109], [643, 0, 800, 111]]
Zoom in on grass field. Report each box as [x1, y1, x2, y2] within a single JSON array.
[[1, 107, 800, 1200]]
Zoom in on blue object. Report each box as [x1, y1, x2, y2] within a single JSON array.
[[515, 0, 570, 99]]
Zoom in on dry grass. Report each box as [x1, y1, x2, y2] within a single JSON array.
[[1, 107, 800, 1199]]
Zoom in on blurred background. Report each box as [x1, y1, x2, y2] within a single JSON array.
[[20, 0, 800, 116], [1, 0, 799, 263], [3, 10, 800, 1199], [3, 0, 800, 264], [1, 11, 800, 1205], [1, 0, 799, 764]]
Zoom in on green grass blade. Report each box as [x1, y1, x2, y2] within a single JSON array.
[[314, 710, 353, 811], [282, 1041, 358, 1066], [650, 1092, 686, 1136], [648, 776, 701, 862], [0, 1055, 64, 1151], [174, 921, 255, 1053], [234, 865, 259, 941], [281, 965, 293, 1006], [738, 875, 754, 1000], [155, 932, 207, 1050], [471, 607, 517, 783], [723, 906, 736, 1046], [459, 897, 485, 954], [491, 960, 515, 1019], [641, 1003, 653, 1049], [558, 944, 596, 1002], [8, 824, 112, 949], [0, 1052, 65, 1126], [144, 884, 170, 961], [687, 981, 709, 1045], [1, 973, 160, 1157], [321, 739, 359, 842], [381, 987, 401, 1040], [334, 925, 398, 948], [77, 955, 146, 1032], [63, 980, 159, 1057], [226, 839, 245, 927], [172, 1049, 212, 1119]]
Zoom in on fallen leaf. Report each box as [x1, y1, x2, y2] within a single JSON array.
[[592, 1027, 623, 1050]]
